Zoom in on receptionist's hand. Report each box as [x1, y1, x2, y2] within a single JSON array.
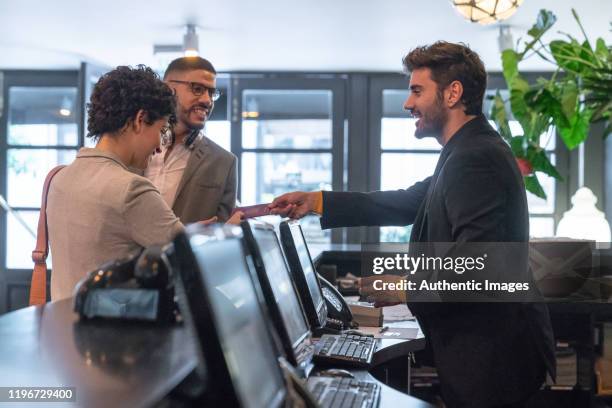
[[268, 191, 318, 219], [225, 211, 244, 225], [360, 274, 408, 307]]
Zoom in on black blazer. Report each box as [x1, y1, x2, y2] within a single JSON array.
[[321, 116, 555, 407]]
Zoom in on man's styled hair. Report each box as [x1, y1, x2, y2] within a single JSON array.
[[163, 57, 217, 79], [87, 65, 176, 141], [403, 41, 487, 115]]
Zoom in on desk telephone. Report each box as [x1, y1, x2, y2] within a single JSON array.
[[73, 246, 176, 322], [318, 274, 354, 330]]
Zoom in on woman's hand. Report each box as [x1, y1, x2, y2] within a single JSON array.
[[199, 216, 218, 226], [225, 211, 244, 225]]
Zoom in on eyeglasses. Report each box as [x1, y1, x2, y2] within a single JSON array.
[[168, 80, 221, 101]]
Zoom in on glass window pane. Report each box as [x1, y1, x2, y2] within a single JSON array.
[[529, 217, 555, 238], [8, 87, 78, 146], [380, 226, 412, 243], [381, 153, 438, 191], [381, 118, 441, 151], [242, 90, 332, 149], [241, 152, 332, 205], [6, 211, 46, 269], [7, 149, 77, 207], [243, 119, 332, 149], [84, 135, 97, 148], [239, 152, 332, 244], [205, 120, 231, 152], [527, 154, 555, 214], [382, 89, 409, 118], [380, 152, 436, 243]]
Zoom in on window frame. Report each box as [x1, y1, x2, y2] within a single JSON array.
[[0, 70, 81, 312], [229, 74, 347, 243]]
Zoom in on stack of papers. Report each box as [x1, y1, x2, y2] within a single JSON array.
[[347, 300, 383, 327]]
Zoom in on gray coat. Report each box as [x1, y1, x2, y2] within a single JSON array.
[[47, 148, 183, 301], [171, 135, 237, 223]]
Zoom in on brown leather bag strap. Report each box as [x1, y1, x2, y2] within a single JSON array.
[[29, 165, 66, 306]]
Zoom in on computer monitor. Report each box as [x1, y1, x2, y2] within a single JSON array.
[[173, 224, 286, 408], [241, 221, 313, 370], [279, 220, 328, 330]]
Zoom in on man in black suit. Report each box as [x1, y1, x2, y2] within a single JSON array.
[[269, 42, 555, 408]]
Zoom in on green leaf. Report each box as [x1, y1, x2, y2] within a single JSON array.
[[510, 90, 532, 135], [595, 38, 609, 59], [524, 88, 570, 129], [550, 40, 582, 73], [531, 116, 553, 145], [508, 77, 531, 133], [527, 10, 557, 42], [559, 108, 593, 149], [580, 40, 598, 68], [551, 39, 600, 75], [559, 80, 578, 120], [524, 174, 547, 199], [527, 147, 563, 180], [509, 136, 527, 157], [572, 8, 591, 48], [502, 49, 520, 85], [490, 92, 512, 141]]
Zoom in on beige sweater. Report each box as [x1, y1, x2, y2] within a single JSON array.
[[47, 148, 184, 301]]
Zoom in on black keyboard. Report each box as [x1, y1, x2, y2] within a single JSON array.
[[307, 377, 380, 408], [313, 334, 375, 368]]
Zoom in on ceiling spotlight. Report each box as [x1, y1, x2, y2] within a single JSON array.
[[183, 24, 199, 57], [451, 0, 524, 25], [59, 96, 72, 117], [153, 24, 200, 58]]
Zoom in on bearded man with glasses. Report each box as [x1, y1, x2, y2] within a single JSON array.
[[145, 57, 237, 223]]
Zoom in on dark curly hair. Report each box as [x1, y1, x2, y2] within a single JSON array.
[[403, 42, 487, 116], [87, 65, 176, 141]]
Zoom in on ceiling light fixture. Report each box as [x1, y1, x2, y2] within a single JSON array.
[[153, 24, 200, 58], [451, 0, 524, 25], [183, 24, 199, 57], [498, 25, 514, 52]]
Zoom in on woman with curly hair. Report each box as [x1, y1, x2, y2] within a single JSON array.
[[46, 65, 240, 300]]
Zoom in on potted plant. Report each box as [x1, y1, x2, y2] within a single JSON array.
[[491, 9, 611, 198]]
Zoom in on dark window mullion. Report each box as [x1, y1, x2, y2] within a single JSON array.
[[8, 207, 40, 212]]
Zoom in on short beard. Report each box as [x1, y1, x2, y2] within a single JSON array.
[[189, 121, 205, 131], [414, 91, 447, 139], [180, 107, 205, 131]]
